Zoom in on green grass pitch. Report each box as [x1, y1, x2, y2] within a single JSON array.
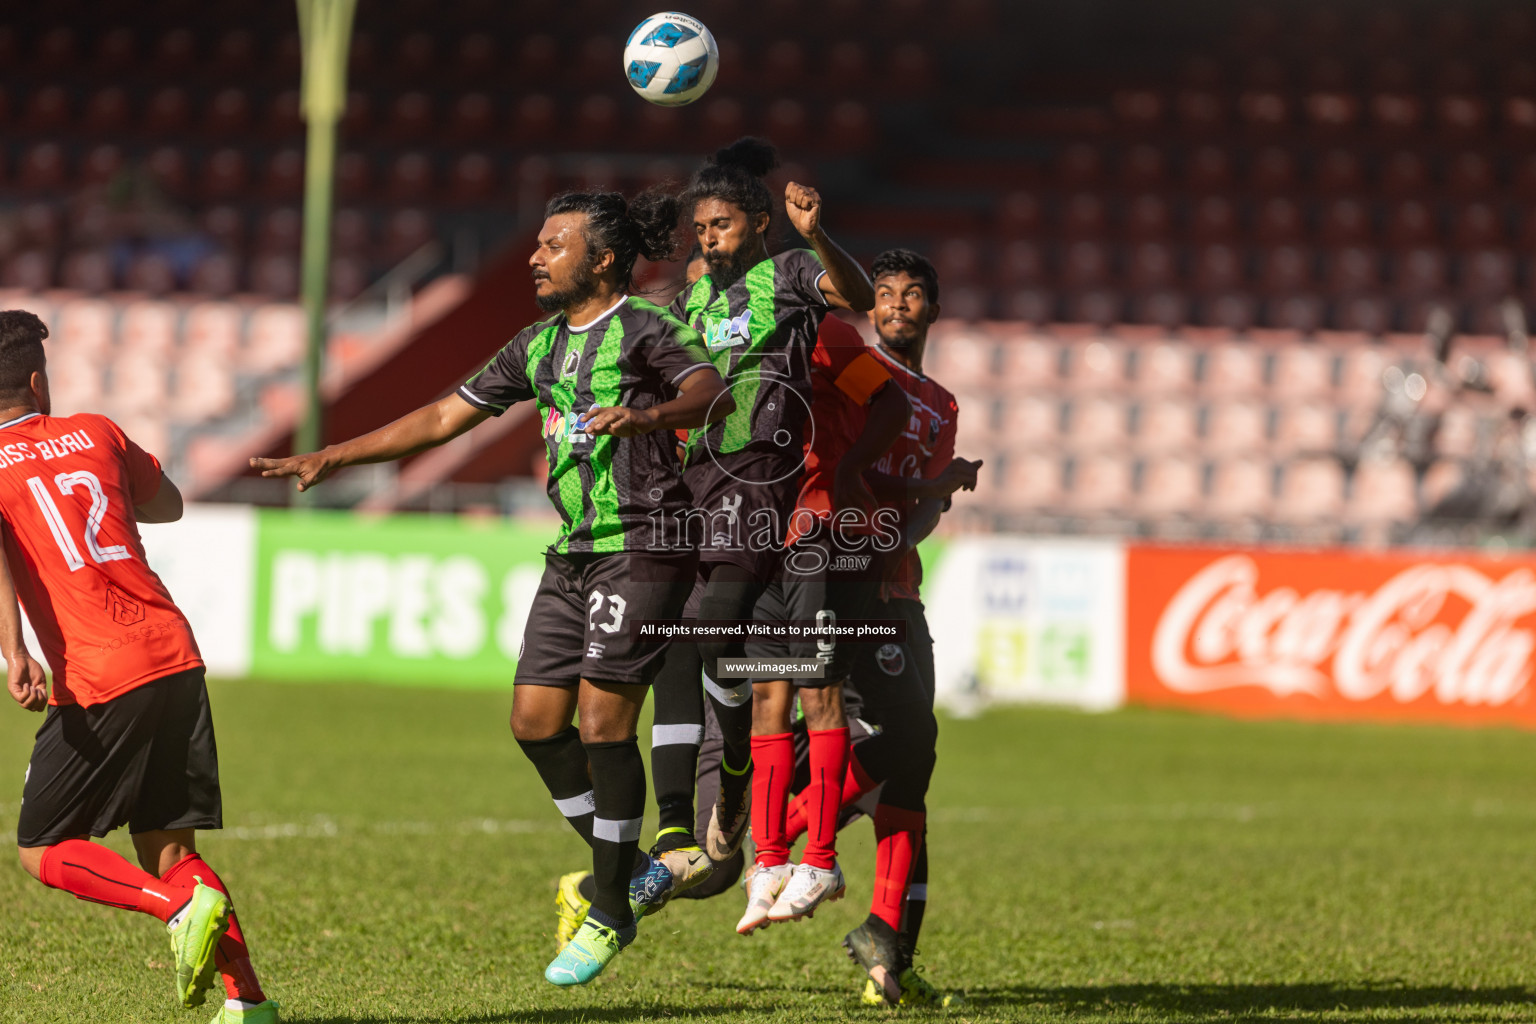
[[3, 679, 1536, 1022]]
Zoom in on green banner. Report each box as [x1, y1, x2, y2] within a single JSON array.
[[251, 509, 553, 687]]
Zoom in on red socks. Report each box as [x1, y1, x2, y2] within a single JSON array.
[[749, 732, 795, 867], [799, 727, 850, 870], [38, 839, 192, 923], [162, 854, 266, 1005], [786, 751, 877, 843], [871, 805, 926, 930]]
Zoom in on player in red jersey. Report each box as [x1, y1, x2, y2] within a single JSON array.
[[827, 249, 978, 1005], [0, 311, 277, 1023], [732, 312, 910, 933]]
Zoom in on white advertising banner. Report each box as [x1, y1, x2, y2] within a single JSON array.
[[926, 536, 1126, 712], [139, 504, 256, 678]]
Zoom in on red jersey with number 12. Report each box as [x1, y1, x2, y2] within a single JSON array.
[[0, 412, 201, 707]]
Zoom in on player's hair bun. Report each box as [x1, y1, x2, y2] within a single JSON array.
[[711, 137, 779, 179], [629, 187, 683, 264]]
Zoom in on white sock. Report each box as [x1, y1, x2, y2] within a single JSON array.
[[227, 999, 263, 1010]]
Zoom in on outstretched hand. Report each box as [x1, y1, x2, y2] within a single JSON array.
[[7, 652, 46, 711], [250, 451, 335, 492], [785, 181, 823, 240]]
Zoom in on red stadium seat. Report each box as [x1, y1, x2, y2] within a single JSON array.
[[575, 94, 620, 145], [1318, 198, 1372, 247], [145, 148, 189, 197], [996, 452, 1062, 512], [1124, 195, 1174, 241], [455, 32, 498, 82], [1200, 293, 1258, 331], [173, 350, 237, 422], [22, 85, 70, 134], [32, 28, 77, 74], [998, 192, 1043, 238], [1, 251, 54, 292], [761, 100, 809, 151], [123, 252, 177, 296], [1268, 294, 1326, 333], [1249, 146, 1298, 194], [1064, 452, 1132, 513], [79, 145, 124, 186], [1384, 201, 1439, 247], [1118, 144, 1167, 190], [1060, 240, 1111, 289], [823, 101, 873, 153], [1055, 143, 1105, 187], [1505, 97, 1536, 147], [1125, 241, 1177, 290], [183, 302, 244, 356], [143, 87, 192, 136], [108, 350, 171, 412], [1272, 401, 1338, 456], [1207, 457, 1275, 521], [1459, 249, 1516, 300], [255, 207, 301, 255], [997, 289, 1056, 324], [1059, 193, 1109, 239], [448, 93, 496, 143], [153, 29, 196, 74], [760, 40, 807, 93], [332, 209, 370, 255], [1274, 457, 1347, 524], [1334, 295, 1394, 335], [1184, 145, 1234, 191], [1241, 56, 1288, 91], [998, 394, 1060, 447], [1304, 91, 1361, 137], [447, 153, 495, 204], [1139, 455, 1203, 517], [384, 209, 434, 262], [94, 27, 137, 72], [1450, 203, 1506, 249], [203, 88, 252, 136], [213, 30, 258, 78], [1134, 342, 1197, 394], [996, 240, 1046, 288], [331, 152, 375, 205], [1258, 245, 1314, 292], [17, 143, 67, 192], [82, 87, 131, 136], [1112, 89, 1165, 134], [1062, 340, 1129, 393], [1134, 398, 1199, 452], [189, 252, 241, 299], [248, 255, 299, 300], [574, 35, 620, 87], [201, 149, 250, 202], [262, 149, 304, 201], [1303, 56, 1352, 92], [1189, 243, 1246, 291], [1174, 89, 1226, 135], [59, 250, 114, 293], [1187, 197, 1240, 243], [1066, 290, 1124, 327], [340, 90, 372, 138], [1438, 95, 1490, 141], [1326, 246, 1383, 293], [1347, 457, 1418, 528], [385, 151, 435, 204], [120, 302, 179, 358], [1445, 153, 1496, 197], [1314, 149, 1365, 194], [1237, 90, 1291, 136], [394, 32, 437, 79], [1253, 198, 1305, 245], [330, 257, 368, 303], [826, 41, 870, 91], [884, 43, 934, 96], [389, 92, 434, 142], [1271, 344, 1336, 401], [264, 91, 303, 140], [1391, 247, 1449, 294], [514, 34, 559, 86], [1380, 151, 1431, 197], [17, 203, 61, 250], [1130, 291, 1191, 330]]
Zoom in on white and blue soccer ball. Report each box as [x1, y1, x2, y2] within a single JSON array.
[[623, 12, 719, 107]]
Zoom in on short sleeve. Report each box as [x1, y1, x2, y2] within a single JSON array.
[[922, 391, 960, 479], [632, 303, 716, 389], [458, 329, 536, 415], [122, 433, 164, 505], [812, 316, 890, 406], [779, 249, 830, 309]]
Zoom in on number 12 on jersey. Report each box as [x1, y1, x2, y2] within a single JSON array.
[[27, 471, 131, 571]]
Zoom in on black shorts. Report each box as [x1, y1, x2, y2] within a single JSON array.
[[514, 549, 698, 687], [17, 668, 222, 848], [743, 538, 889, 687], [852, 597, 936, 716], [683, 449, 802, 578]]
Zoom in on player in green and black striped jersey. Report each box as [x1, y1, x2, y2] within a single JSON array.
[[252, 190, 732, 986], [642, 138, 878, 890]]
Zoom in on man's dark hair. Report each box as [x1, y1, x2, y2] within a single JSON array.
[[545, 187, 682, 291], [872, 248, 941, 305], [0, 310, 47, 400], [682, 136, 778, 222]]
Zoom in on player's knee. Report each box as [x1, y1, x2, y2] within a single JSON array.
[[17, 845, 45, 882], [509, 707, 560, 743]]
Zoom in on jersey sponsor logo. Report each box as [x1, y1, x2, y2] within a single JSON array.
[[105, 581, 145, 627], [704, 309, 752, 351], [875, 642, 906, 676], [586, 641, 606, 659], [561, 349, 581, 378]]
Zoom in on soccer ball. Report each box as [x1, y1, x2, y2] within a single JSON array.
[[623, 12, 719, 107]]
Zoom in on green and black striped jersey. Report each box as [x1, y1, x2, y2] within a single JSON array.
[[458, 295, 714, 555], [670, 248, 829, 459]]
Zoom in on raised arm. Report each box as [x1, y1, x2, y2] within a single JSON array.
[[0, 525, 46, 711], [250, 392, 490, 492], [785, 182, 875, 312]]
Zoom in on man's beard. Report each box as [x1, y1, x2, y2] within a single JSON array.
[[534, 263, 601, 313], [878, 323, 921, 350], [703, 247, 754, 289]]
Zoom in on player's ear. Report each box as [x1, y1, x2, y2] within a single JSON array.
[[591, 247, 616, 274], [29, 370, 49, 414], [753, 211, 770, 236], [926, 301, 941, 324]]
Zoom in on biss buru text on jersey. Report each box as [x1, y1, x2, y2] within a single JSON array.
[[0, 428, 97, 467]]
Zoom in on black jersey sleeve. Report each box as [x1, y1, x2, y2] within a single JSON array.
[[779, 248, 831, 309], [457, 328, 536, 414], [630, 301, 716, 390]]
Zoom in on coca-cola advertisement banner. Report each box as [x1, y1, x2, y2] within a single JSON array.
[[1126, 545, 1536, 727]]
